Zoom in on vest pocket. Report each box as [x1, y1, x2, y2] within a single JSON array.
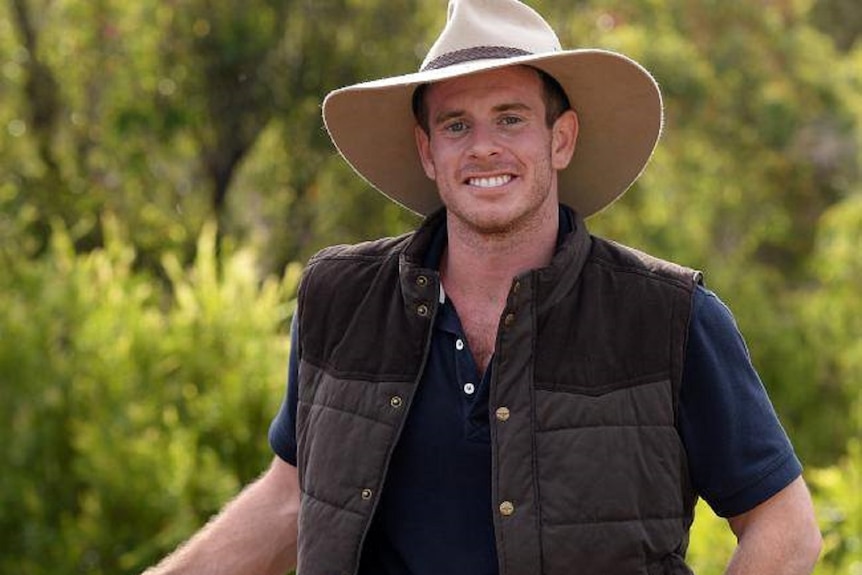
[[534, 380, 689, 571], [535, 377, 675, 430]]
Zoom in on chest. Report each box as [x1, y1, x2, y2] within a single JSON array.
[[448, 295, 504, 375]]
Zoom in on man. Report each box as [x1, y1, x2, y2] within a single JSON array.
[[143, 1, 822, 574]]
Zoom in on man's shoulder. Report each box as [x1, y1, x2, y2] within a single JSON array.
[[306, 231, 415, 269], [587, 235, 703, 290], [298, 231, 418, 301]]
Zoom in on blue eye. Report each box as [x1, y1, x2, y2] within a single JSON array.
[[445, 121, 467, 133]]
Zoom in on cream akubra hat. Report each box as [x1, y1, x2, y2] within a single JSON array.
[[322, 0, 663, 218]]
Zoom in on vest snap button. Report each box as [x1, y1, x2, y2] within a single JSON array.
[[503, 312, 515, 326], [499, 501, 515, 516], [390, 396, 403, 408], [361, 488, 373, 500], [417, 304, 430, 317], [416, 275, 428, 287], [495, 407, 510, 422]]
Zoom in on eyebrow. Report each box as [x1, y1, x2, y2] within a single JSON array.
[[432, 102, 534, 126]]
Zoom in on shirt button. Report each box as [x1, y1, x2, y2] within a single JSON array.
[[463, 383, 475, 395], [390, 396, 403, 408], [495, 407, 510, 421], [361, 488, 373, 500], [455, 338, 465, 351], [499, 501, 515, 516]]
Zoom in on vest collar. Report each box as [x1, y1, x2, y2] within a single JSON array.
[[399, 205, 592, 305]]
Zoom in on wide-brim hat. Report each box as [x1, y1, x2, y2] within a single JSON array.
[[322, 0, 663, 218]]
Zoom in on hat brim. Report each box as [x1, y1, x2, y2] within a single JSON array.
[[322, 49, 662, 218]]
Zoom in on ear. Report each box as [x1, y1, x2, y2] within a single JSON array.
[[551, 109, 578, 171], [415, 125, 437, 180]]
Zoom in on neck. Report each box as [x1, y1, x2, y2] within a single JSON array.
[[441, 205, 559, 298]]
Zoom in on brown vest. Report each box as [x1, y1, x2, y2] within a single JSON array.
[[294, 210, 701, 575]]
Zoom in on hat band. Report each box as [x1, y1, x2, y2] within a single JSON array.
[[421, 46, 532, 71]]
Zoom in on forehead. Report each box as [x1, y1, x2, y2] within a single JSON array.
[[423, 65, 543, 111]]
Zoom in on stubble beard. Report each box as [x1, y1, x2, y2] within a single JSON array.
[[444, 155, 557, 243]]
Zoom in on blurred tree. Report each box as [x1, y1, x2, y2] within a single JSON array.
[[0, 0, 429, 270], [160, 0, 287, 232], [1, 0, 860, 571], [228, 0, 431, 270], [8, 0, 61, 182], [813, 0, 862, 51]]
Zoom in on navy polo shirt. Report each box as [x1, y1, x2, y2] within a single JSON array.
[[269, 211, 802, 574]]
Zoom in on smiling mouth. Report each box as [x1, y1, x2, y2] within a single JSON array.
[[467, 175, 513, 188]]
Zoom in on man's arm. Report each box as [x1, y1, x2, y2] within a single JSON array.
[[724, 476, 822, 575], [143, 456, 300, 575]]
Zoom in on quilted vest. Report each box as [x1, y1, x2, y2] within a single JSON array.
[[294, 209, 701, 575]]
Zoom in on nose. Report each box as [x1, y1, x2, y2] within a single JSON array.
[[466, 122, 501, 159]]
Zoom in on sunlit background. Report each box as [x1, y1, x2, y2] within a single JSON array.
[[1, 1, 859, 573]]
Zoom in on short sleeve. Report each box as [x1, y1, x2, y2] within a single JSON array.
[[268, 314, 300, 466], [679, 287, 802, 517]]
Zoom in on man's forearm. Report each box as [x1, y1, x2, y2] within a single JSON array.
[[143, 458, 299, 575], [724, 531, 820, 575], [724, 529, 820, 575], [724, 477, 822, 575]]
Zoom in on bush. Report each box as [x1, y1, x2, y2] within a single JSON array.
[[0, 218, 298, 574], [809, 440, 862, 575]]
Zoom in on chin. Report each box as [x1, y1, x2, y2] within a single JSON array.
[[460, 210, 526, 236]]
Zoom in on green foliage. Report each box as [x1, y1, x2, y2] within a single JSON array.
[[809, 441, 862, 574], [812, 0, 862, 51], [0, 219, 297, 574], [788, 193, 862, 461], [687, 499, 737, 575], [0, 0, 860, 572]]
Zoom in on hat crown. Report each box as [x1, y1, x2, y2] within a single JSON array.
[[420, 0, 563, 71]]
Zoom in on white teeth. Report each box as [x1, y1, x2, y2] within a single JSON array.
[[468, 175, 512, 188]]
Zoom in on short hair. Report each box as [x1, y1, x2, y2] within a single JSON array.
[[411, 66, 572, 135]]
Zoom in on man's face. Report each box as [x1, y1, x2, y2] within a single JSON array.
[[415, 66, 578, 238]]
